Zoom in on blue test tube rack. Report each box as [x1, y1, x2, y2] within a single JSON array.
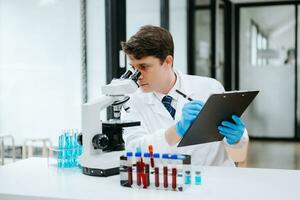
[[57, 129, 82, 168]]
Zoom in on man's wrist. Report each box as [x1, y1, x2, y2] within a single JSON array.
[[175, 122, 184, 137], [165, 125, 181, 146]]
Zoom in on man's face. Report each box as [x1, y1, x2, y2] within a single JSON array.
[[128, 55, 173, 93]]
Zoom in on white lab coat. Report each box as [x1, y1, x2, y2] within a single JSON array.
[[121, 70, 248, 166]]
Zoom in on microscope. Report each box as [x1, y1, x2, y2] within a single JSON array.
[[78, 70, 141, 177]]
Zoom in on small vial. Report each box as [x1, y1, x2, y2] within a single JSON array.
[[143, 153, 150, 188], [162, 153, 169, 189], [153, 153, 160, 188], [176, 155, 185, 191], [195, 171, 202, 185], [126, 152, 133, 186], [135, 152, 142, 187], [184, 170, 191, 185], [120, 155, 129, 187]]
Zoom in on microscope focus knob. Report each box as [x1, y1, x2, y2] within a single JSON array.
[[77, 133, 83, 146], [92, 134, 109, 150]]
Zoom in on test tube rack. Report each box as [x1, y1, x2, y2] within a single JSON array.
[[120, 154, 191, 192], [48, 130, 82, 168]]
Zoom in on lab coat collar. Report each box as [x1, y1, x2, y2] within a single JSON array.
[[143, 69, 193, 121], [153, 71, 180, 103], [173, 70, 193, 120], [143, 69, 189, 104]]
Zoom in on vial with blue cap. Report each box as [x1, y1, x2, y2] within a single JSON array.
[[162, 153, 170, 189], [153, 153, 160, 188], [135, 151, 142, 187], [170, 154, 178, 190], [126, 152, 133, 186], [144, 152, 150, 187]]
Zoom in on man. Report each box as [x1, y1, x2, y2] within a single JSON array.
[[121, 25, 248, 166]]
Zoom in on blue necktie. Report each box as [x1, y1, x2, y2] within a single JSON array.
[[162, 95, 176, 119]]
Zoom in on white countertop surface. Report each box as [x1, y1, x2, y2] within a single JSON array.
[[0, 157, 300, 200]]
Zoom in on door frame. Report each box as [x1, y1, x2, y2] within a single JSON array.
[[234, 0, 300, 140], [187, 0, 234, 90]]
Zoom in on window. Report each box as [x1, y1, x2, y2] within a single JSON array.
[[251, 21, 268, 66], [0, 0, 82, 146]]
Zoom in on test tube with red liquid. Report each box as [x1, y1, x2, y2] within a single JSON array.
[[135, 152, 142, 187], [148, 145, 154, 168], [126, 152, 133, 186], [170, 154, 178, 190], [162, 153, 169, 189], [153, 153, 161, 188]]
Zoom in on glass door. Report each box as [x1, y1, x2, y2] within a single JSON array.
[[193, 0, 225, 85], [239, 5, 296, 138]]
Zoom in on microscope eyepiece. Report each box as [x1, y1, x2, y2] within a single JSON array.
[[120, 70, 133, 79], [130, 70, 141, 83]]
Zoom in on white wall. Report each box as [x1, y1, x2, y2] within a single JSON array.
[[126, 0, 187, 73], [126, 0, 160, 41], [0, 0, 82, 145], [86, 0, 106, 101], [170, 0, 187, 73]]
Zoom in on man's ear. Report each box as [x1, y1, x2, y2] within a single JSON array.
[[164, 55, 173, 68]]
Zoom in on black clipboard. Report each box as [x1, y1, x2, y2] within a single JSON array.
[[177, 90, 259, 147]]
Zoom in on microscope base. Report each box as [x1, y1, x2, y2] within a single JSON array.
[[81, 166, 119, 177], [79, 150, 124, 177]]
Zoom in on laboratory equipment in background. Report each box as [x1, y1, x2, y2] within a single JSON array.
[[23, 138, 52, 159], [120, 151, 192, 192], [0, 134, 16, 165], [78, 70, 141, 177]]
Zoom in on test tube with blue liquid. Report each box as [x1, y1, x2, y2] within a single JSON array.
[[57, 129, 82, 168], [58, 135, 63, 168]]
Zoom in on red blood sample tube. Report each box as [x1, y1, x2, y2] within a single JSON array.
[[148, 145, 154, 168], [143, 153, 150, 188], [153, 153, 160, 188], [135, 152, 142, 186], [126, 152, 133, 186], [171, 154, 178, 190], [162, 153, 169, 189]]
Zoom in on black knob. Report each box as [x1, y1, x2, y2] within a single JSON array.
[[77, 133, 83, 146], [92, 134, 109, 150]]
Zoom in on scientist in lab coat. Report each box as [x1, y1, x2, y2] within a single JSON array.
[[121, 25, 248, 166]]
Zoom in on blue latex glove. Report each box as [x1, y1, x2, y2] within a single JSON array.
[[218, 115, 245, 145], [176, 100, 204, 137]]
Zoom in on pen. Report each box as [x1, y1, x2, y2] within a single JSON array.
[[175, 89, 194, 101]]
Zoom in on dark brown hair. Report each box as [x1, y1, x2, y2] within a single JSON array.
[[121, 25, 174, 64]]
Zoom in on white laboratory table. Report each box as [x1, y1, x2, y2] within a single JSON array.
[[0, 157, 300, 200]]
